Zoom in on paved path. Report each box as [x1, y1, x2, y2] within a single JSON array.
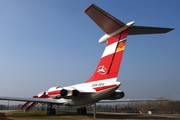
[[94, 112, 180, 119], [0, 110, 17, 113]]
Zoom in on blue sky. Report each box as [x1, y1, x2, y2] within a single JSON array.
[[0, 0, 180, 105]]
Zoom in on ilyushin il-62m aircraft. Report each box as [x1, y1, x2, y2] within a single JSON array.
[[0, 4, 173, 118]]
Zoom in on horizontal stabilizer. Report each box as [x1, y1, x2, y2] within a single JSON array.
[[129, 26, 174, 35], [85, 4, 174, 35], [85, 4, 125, 34]]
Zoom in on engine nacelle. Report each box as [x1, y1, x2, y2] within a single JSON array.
[[72, 89, 80, 97], [60, 88, 80, 97], [47, 86, 62, 99], [105, 91, 125, 100]]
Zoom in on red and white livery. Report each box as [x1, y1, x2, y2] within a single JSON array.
[[0, 4, 173, 116]]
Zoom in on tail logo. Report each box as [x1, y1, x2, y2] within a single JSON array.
[[116, 40, 126, 52], [97, 65, 107, 75]]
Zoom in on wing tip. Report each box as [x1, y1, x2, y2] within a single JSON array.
[[166, 28, 175, 33], [169, 28, 175, 31], [84, 3, 94, 13]]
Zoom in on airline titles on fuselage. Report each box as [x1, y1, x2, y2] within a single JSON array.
[[92, 83, 104, 87]]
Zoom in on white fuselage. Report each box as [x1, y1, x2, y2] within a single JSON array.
[[47, 78, 121, 106]]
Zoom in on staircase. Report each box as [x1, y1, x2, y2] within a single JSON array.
[[21, 93, 47, 112]]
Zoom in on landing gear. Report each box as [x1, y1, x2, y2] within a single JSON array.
[[47, 104, 56, 115], [76, 107, 87, 115]]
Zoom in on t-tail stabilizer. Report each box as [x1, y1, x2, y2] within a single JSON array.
[[85, 4, 173, 37], [85, 4, 174, 83]]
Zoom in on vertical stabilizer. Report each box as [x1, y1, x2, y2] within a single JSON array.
[[85, 29, 128, 82]]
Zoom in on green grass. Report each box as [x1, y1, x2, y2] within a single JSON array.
[[7, 110, 93, 120], [7, 110, 179, 120], [7, 110, 77, 120]]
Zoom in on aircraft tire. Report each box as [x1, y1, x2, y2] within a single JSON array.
[[77, 107, 87, 115], [76, 108, 80, 115], [47, 108, 56, 115]]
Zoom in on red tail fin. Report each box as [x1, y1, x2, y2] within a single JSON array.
[[85, 29, 129, 82]]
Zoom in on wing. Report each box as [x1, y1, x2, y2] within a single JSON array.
[[0, 96, 66, 105], [99, 99, 168, 103], [85, 4, 174, 35]]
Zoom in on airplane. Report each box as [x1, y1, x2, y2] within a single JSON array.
[[0, 4, 173, 118]]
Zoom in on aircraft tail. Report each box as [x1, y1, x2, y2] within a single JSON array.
[[85, 28, 129, 82], [84, 4, 173, 83]]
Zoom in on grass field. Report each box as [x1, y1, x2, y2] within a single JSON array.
[[6, 110, 95, 120], [4, 110, 180, 120]]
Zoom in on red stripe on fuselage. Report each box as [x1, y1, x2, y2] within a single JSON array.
[[94, 84, 117, 92], [48, 90, 60, 96]]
